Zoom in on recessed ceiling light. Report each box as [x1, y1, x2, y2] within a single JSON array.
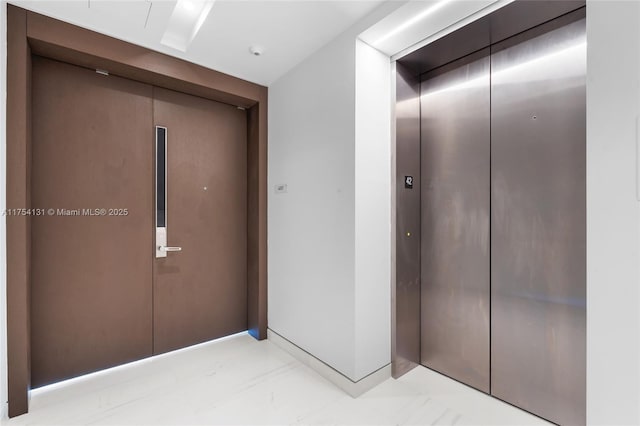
[[181, 0, 196, 12], [161, 0, 216, 52]]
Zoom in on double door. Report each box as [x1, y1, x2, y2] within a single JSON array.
[[420, 16, 586, 425], [31, 56, 248, 387]]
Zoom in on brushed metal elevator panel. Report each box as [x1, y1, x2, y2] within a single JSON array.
[[393, 62, 422, 378], [420, 50, 491, 393], [490, 18, 586, 425]]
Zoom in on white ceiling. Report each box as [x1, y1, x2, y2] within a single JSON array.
[[10, 0, 386, 86]]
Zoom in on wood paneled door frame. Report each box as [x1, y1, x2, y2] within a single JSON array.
[[6, 5, 267, 417]]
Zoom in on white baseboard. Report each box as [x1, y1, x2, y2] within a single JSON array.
[[267, 329, 391, 398]]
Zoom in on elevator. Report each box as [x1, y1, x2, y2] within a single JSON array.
[[394, 2, 586, 425]]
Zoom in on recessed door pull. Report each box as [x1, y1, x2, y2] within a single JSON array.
[[159, 246, 182, 252]]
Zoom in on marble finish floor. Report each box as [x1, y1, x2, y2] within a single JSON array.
[[2, 332, 549, 425]]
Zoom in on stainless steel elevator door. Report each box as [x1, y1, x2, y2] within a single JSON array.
[[491, 18, 586, 425], [420, 50, 491, 393]]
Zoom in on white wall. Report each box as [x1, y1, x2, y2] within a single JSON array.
[[1, 0, 7, 419], [354, 39, 391, 380], [586, 1, 640, 423], [268, 24, 357, 378], [268, 2, 399, 382]]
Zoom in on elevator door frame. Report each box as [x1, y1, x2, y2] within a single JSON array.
[[6, 6, 268, 418], [392, 0, 586, 423], [393, 1, 586, 380]]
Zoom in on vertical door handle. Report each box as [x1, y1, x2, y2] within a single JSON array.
[[155, 126, 176, 258]]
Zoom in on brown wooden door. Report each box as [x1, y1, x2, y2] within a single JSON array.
[[31, 58, 248, 387], [152, 88, 248, 354], [31, 57, 154, 387]]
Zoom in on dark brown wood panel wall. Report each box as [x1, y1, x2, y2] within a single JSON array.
[[26, 11, 263, 108], [6, 4, 268, 417], [247, 103, 268, 339], [6, 5, 30, 418]]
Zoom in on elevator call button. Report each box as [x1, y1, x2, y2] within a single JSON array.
[[405, 176, 414, 189]]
